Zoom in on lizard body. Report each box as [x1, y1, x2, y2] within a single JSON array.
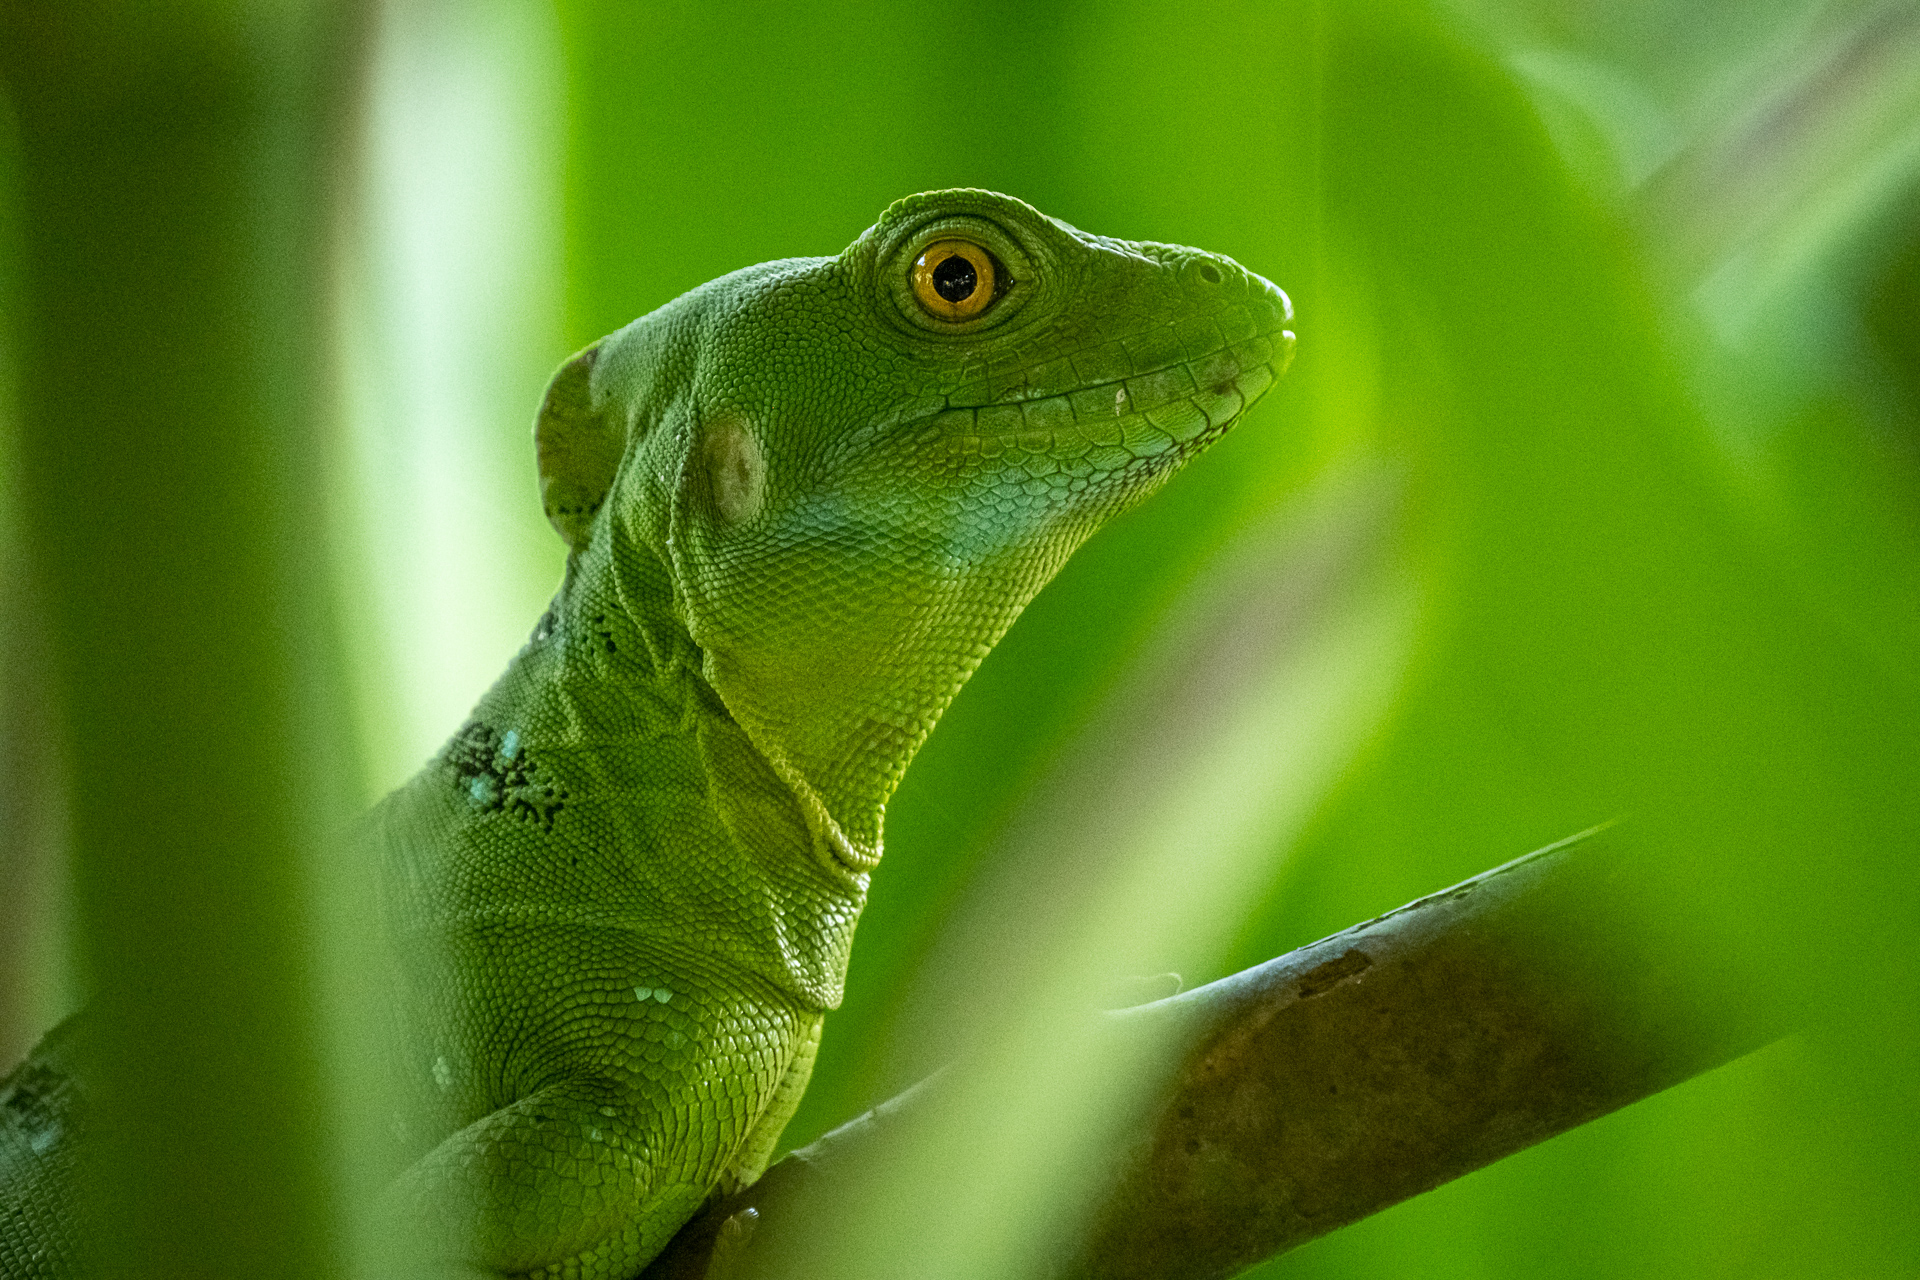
[[1, 189, 1293, 1278]]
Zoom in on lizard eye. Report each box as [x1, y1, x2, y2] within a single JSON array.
[[911, 240, 998, 321]]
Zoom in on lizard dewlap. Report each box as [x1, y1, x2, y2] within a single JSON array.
[[0, 189, 1294, 1279]]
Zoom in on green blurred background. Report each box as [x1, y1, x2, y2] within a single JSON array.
[[2, 0, 1916, 1276]]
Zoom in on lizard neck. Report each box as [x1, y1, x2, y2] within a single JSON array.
[[418, 524, 869, 1010]]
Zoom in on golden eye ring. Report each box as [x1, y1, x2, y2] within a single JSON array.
[[910, 240, 998, 321]]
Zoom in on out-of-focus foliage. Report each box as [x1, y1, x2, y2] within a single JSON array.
[[3, 0, 1915, 1276], [0, 3, 365, 1274]]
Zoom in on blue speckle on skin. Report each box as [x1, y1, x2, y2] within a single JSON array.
[[634, 986, 652, 1002], [501, 729, 521, 760], [653, 988, 672, 1004], [468, 777, 494, 804]]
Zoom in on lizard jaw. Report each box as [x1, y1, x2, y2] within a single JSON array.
[[907, 315, 1297, 489]]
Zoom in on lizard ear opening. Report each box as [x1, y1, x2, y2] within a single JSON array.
[[534, 341, 622, 552]]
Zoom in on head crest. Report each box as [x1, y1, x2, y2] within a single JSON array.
[[534, 341, 624, 552]]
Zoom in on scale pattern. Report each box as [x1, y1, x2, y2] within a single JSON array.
[[0, 1020, 90, 1279], [0, 189, 1293, 1278]]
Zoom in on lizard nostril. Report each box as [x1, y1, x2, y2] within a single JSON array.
[[1198, 261, 1223, 285]]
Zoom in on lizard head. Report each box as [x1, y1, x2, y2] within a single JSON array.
[[536, 189, 1294, 875]]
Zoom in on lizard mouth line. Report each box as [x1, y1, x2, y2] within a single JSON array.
[[907, 319, 1295, 469], [951, 311, 1292, 409]]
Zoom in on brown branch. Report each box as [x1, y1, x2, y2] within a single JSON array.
[[645, 825, 1789, 1280]]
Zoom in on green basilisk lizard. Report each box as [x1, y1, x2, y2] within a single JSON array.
[[0, 188, 1293, 1278]]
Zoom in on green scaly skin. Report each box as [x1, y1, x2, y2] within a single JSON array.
[[0, 189, 1293, 1278]]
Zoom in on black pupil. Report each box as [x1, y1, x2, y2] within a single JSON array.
[[932, 253, 978, 303]]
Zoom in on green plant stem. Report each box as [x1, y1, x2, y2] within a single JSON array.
[[0, 4, 366, 1274]]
